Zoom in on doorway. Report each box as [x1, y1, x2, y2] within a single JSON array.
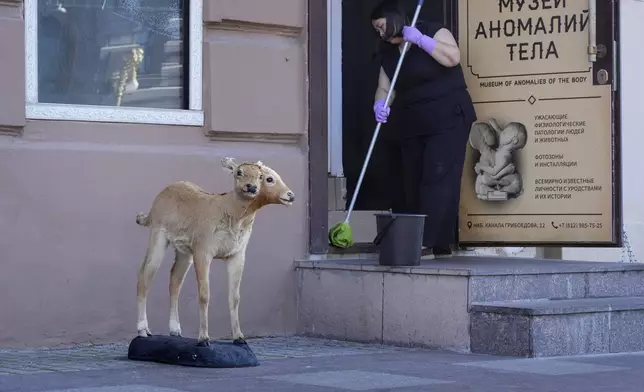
[[327, 0, 448, 246]]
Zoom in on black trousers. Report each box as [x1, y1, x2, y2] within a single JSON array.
[[391, 117, 471, 248]]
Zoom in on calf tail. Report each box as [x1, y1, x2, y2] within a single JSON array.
[[136, 212, 150, 227]]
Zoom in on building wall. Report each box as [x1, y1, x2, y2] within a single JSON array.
[[562, 0, 644, 263], [0, 0, 308, 348]]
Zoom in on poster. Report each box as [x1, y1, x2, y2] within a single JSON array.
[[457, 0, 615, 244]]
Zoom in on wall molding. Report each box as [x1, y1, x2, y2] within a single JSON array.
[[0, 126, 23, 137], [205, 19, 303, 38], [207, 130, 304, 145]]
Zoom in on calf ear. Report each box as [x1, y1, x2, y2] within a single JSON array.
[[221, 157, 237, 174]]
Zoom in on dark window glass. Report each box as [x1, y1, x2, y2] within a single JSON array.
[[37, 0, 188, 109]]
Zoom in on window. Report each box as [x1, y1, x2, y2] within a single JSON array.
[[25, 0, 203, 125]]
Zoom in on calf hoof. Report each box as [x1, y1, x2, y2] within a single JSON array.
[[197, 338, 211, 347], [233, 338, 247, 346]]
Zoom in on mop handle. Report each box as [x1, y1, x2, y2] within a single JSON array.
[[344, 0, 424, 224]]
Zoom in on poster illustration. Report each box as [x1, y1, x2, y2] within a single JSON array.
[[458, 0, 615, 244]]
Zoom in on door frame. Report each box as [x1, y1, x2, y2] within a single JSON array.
[[308, 0, 329, 254], [327, 0, 344, 178], [306, 0, 622, 254]]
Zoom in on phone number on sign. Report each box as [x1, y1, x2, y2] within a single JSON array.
[[556, 222, 604, 229]]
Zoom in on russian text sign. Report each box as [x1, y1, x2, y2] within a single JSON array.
[[458, 0, 615, 244]]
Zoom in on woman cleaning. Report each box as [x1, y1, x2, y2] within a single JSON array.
[[370, 0, 477, 258]]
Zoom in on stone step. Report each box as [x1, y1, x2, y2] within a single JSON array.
[[296, 257, 644, 356], [465, 258, 644, 302], [470, 296, 644, 358]]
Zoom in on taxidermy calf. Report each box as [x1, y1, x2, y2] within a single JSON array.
[[135, 157, 295, 346]]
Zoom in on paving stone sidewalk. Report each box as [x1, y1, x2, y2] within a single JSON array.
[[1, 336, 644, 391], [0, 337, 417, 375]]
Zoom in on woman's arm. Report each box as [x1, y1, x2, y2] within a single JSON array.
[[430, 28, 461, 67], [403, 27, 461, 68], [374, 66, 395, 104]]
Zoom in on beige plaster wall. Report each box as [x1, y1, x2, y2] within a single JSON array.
[[0, 0, 308, 347]]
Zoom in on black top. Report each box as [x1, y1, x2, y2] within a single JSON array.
[[380, 21, 477, 138]]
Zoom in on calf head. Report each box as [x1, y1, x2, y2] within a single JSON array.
[[222, 157, 295, 207]]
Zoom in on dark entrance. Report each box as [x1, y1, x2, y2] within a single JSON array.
[[341, 0, 448, 211]]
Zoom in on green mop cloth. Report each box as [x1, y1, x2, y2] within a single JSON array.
[[328, 222, 354, 248]]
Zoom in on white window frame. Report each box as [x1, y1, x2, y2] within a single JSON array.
[[24, 0, 204, 126]]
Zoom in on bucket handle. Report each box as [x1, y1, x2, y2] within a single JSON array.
[[373, 217, 397, 246]]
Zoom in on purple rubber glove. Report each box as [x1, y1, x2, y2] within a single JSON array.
[[402, 26, 437, 54], [373, 99, 390, 123]]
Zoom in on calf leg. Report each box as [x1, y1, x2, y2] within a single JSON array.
[[194, 250, 213, 346], [226, 251, 246, 344], [136, 228, 168, 337], [169, 251, 193, 337]]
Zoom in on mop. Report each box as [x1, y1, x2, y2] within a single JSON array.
[[329, 0, 425, 248]]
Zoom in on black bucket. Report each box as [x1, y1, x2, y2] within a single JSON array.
[[373, 212, 427, 267]]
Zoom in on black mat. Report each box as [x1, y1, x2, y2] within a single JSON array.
[[127, 335, 260, 368]]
